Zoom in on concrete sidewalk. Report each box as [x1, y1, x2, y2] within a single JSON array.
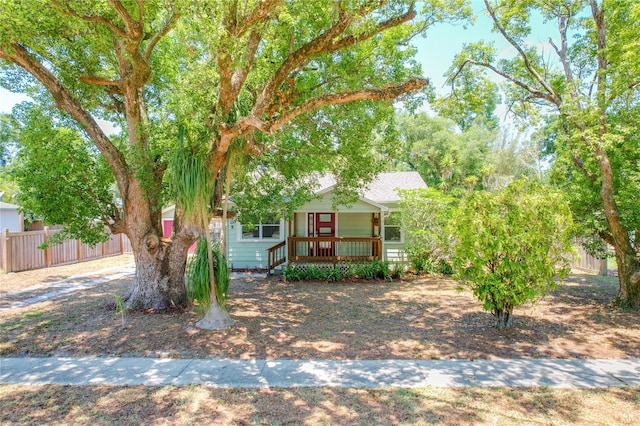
[[1, 357, 639, 388]]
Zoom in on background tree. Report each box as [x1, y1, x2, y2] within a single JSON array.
[[10, 104, 117, 245], [0, 113, 18, 167], [444, 0, 640, 308], [0, 113, 20, 200], [395, 112, 495, 194], [0, 1, 471, 321], [398, 187, 457, 273], [451, 178, 575, 329]]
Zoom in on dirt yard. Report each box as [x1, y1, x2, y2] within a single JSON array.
[[1, 256, 638, 360], [2, 257, 640, 425]]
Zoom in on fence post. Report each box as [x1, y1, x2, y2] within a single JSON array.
[[77, 238, 82, 264], [599, 259, 608, 276], [1, 228, 9, 273], [44, 226, 51, 267]]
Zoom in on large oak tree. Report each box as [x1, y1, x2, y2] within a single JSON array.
[[0, 1, 468, 315]]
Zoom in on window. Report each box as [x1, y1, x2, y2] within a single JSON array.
[[384, 212, 402, 242], [240, 216, 282, 240]]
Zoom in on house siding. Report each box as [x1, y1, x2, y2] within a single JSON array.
[[336, 213, 371, 237], [225, 183, 421, 270], [226, 219, 286, 270], [300, 193, 380, 213]]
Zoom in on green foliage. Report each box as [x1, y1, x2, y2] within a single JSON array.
[[186, 239, 211, 314], [167, 125, 211, 226], [10, 105, 116, 246], [0, 113, 18, 167], [395, 113, 496, 193], [451, 178, 576, 329], [187, 238, 231, 313], [436, 41, 500, 130], [399, 188, 458, 274], [284, 260, 392, 282]]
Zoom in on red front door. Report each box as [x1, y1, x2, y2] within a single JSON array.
[[308, 213, 335, 256]]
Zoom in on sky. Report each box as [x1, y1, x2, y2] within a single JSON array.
[[0, 1, 558, 120]]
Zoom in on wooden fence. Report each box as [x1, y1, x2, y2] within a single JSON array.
[[0, 228, 132, 273], [573, 243, 608, 275]]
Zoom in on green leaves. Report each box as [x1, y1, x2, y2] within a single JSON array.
[[10, 104, 116, 245], [398, 188, 458, 273], [451, 178, 576, 328]]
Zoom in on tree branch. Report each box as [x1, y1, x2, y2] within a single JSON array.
[[265, 77, 428, 134], [51, 0, 126, 38], [252, 7, 355, 116], [143, 11, 180, 61], [329, 3, 416, 51], [232, 29, 262, 93], [0, 44, 130, 192], [107, 0, 143, 38], [80, 75, 123, 88], [253, 2, 417, 118], [233, 0, 282, 36], [483, 0, 561, 105], [462, 58, 559, 105]]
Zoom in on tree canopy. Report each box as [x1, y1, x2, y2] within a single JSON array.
[[0, 0, 471, 315], [452, 178, 575, 329], [443, 0, 640, 308]]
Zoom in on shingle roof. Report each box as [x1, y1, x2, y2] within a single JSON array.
[[316, 171, 427, 203]]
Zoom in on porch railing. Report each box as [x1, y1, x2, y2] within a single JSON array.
[[288, 237, 382, 263], [266, 240, 287, 273]]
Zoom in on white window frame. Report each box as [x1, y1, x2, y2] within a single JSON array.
[[237, 218, 284, 242], [383, 211, 403, 243]]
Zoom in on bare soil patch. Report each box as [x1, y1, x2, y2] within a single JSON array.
[[1, 258, 638, 360], [0, 255, 134, 293], [1, 384, 638, 425]]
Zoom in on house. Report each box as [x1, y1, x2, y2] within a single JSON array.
[[0, 201, 24, 232], [161, 206, 222, 253], [226, 171, 427, 272]]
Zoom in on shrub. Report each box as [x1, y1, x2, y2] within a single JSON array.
[[284, 260, 391, 282], [451, 178, 576, 329], [186, 238, 230, 312], [398, 188, 458, 274]]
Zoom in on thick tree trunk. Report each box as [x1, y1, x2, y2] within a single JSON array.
[[126, 240, 191, 309], [613, 248, 640, 309], [595, 148, 640, 309], [122, 183, 198, 309], [196, 289, 235, 330]]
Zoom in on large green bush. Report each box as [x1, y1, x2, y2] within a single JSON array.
[[398, 188, 458, 274], [451, 179, 575, 329]]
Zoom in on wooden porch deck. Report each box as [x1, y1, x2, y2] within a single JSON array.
[[267, 237, 382, 273]]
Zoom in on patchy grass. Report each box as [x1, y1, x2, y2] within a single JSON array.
[[0, 255, 134, 293], [1, 385, 639, 425], [1, 265, 639, 360], [2, 261, 640, 424]]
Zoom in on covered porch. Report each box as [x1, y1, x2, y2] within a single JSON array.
[[267, 236, 383, 272], [266, 210, 384, 273]]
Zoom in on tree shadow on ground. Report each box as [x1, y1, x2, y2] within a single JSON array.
[[1, 273, 639, 361], [2, 384, 639, 425]]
